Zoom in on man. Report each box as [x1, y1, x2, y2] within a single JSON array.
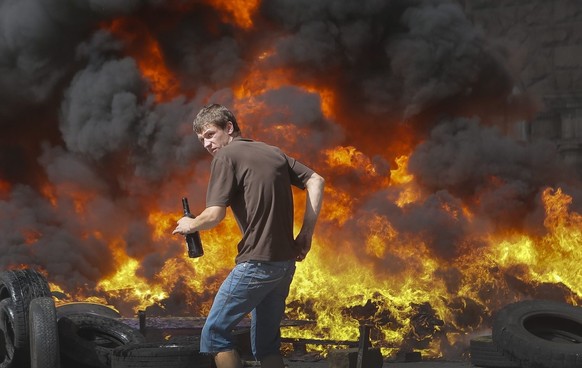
[[172, 104, 325, 368]]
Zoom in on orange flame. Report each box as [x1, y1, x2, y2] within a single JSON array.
[[28, 10, 582, 361], [206, 0, 259, 29], [390, 155, 422, 207], [105, 19, 180, 102], [0, 179, 10, 199]]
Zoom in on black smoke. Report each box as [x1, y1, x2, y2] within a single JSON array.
[[0, 0, 580, 359]]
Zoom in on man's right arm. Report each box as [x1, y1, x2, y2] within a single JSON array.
[[295, 172, 325, 261], [172, 205, 226, 236]]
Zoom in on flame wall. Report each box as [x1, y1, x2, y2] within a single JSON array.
[[1, 0, 581, 360]]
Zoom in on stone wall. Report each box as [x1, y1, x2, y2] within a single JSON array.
[[458, 0, 582, 171]]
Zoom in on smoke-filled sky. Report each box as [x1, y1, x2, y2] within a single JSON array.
[[1, 0, 581, 336]]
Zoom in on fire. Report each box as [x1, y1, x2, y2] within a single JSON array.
[[105, 19, 180, 102], [97, 239, 169, 312], [316, 146, 390, 226], [535, 188, 581, 294], [148, 210, 175, 241], [324, 146, 391, 190], [391, 155, 414, 185], [22, 229, 42, 245], [488, 187, 582, 298], [232, 49, 336, 120], [235, 67, 290, 99], [6, 3, 582, 362], [91, 213, 243, 315], [282, 184, 582, 357], [361, 214, 398, 259], [286, 230, 447, 356], [40, 183, 58, 207], [0, 180, 10, 199], [301, 85, 336, 118], [390, 155, 422, 207], [206, 0, 259, 29], [325, 146, 378, 176]]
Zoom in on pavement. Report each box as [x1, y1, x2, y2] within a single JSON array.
[[278, 345, 474, 368], [268, 355, 476, 368], [277, 358, 473, 368]]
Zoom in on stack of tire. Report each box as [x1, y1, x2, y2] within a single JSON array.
[[0, 268, 211, 368], [470, 299, 582, 368]]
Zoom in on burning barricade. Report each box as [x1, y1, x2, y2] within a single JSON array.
[[2, 267, 582, 368]]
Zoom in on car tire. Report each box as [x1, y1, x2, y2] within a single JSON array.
[[56, 302, 121, 320], [29, 297, 59, 368], [492, 299, 582, 368], [470, 335, 520, 367], [0, 299, 16, 368], [111, 342, 211, 368], [58, 314, 146, 368], [0, 269, 51, 366]]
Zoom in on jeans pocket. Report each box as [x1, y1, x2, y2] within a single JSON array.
[[247, 262, 288, 287]]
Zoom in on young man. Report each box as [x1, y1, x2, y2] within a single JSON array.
[[173, 104, 325, 368]]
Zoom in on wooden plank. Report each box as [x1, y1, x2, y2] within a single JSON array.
[[281, 337, 358, 347], [118, 316, 315, 330]]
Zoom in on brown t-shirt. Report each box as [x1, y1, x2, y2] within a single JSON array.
[[206, 137, 314, 263]]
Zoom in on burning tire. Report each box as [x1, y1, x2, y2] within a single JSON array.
[[0, 268, 51, 366], [29, 297, 59, 368], [58, 314, 146, 368], [110, 342, 211, 368], [0, 299, 16, 368], [470, 335, 520, 367], [492, 299, 582, 368]]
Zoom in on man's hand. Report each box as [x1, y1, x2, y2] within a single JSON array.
[[171, 206, 227, 236], [295, 231, 312, 261], [172, 216, 196, 235]]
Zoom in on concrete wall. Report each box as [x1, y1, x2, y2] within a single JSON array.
[[458, 0, 582, 171]]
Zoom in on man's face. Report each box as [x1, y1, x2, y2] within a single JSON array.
[[197, 122, 234, 156]]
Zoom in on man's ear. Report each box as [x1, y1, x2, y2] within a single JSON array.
[[226, 121, 234, 135]]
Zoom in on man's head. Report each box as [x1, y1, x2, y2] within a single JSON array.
[[193, 104, 241, 156]]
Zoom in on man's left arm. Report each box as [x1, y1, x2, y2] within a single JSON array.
[[295, 172, 325, 261]]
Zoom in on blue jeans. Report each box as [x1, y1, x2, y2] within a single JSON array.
[[200, 260, 296, 360]]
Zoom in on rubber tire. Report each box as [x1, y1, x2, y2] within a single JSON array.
[[470, 335, 520, 367], [29, 297, 59, 368], [58, 314, 146, 368], [111, 342, 211, 368], [56, 302, 121, 319], [492, 299, 582, 368], [0, 299, 16, 368], [0, 269, 51, 367]]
